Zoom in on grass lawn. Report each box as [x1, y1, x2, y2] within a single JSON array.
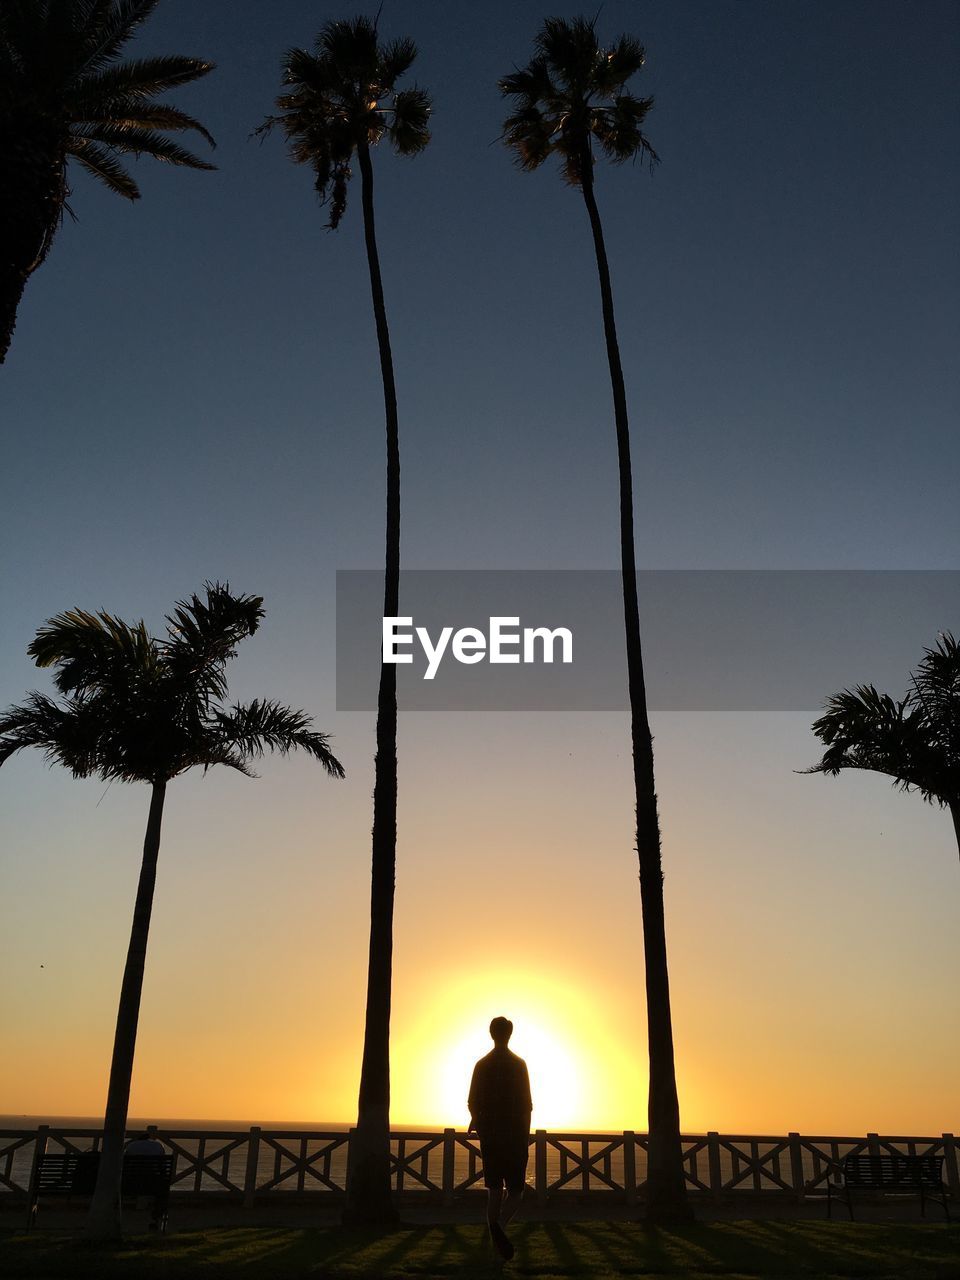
[[0, 1221, 957, 1279]]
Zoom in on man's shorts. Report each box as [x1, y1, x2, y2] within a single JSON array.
[[479, 1130, 529, 1194]]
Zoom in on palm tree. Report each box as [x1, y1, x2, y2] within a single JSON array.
[[0, 583, 344, 1237], [0, 0, 216, 363], [260, 16, 430, 1225], [807, 632, 960, 864], [500, 18, 689, 1222]]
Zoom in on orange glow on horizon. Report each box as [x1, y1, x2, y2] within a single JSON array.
[[5, 715, 960, 1137]]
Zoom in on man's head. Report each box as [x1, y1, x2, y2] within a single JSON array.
[[489, 1016, 513, 1047]]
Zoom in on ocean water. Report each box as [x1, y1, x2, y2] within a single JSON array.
[[1, 1116, 361, 1132]]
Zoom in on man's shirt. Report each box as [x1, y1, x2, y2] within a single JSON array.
[[468, 1047, 532, 1137]]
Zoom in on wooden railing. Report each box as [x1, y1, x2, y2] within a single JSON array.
[[2, 1126, 958, 1205]]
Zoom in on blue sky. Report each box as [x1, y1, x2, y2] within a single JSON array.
[[1, 1, 959, 1129]]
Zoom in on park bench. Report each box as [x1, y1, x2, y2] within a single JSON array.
[[823, 1153, 950, 1220], [27, 1151, 174, 1231]]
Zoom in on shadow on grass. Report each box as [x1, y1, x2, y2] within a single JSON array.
[[0, 1224, 503, 1280], [566, 1220, 960, 1279], [1, 1220, 958, 1278]]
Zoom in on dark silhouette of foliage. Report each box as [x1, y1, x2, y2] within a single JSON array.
[[258, 16, 430, 229], [807, 632, 960, 862], [0, 583, 343, 1236], [261, 15, 430, 1226], [501, 16, 658, 185], [0, 0, 215, 362], [500, 17, 688, 1223]]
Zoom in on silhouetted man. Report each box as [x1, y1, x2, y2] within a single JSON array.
[[468, 1016, 532, 1261]]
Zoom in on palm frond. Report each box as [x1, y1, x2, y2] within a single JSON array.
[[593, 94, 659, 167], [0, 691, 102, 776], [535, 15, 601, 87], [73, 99, 214, 141], [28, 608, 156, 696], [598, 34, 647, 91], [0, 694, 61, 766], [215, 699, 345, 778], [78, 0, 161, 74], [72, 53, 215, 102], [913, 632, 960, 710], [317, 15, 380, 82], [66, 135, 139, 196], [499, 58, 554, 105], [71, 122, 215, 167], [809, 684, 907, 757], [279, 45, 330, 95], [166, 582, 264, 644], [502, 106, 553, 172], [380, 36, 417, 88], [805, 682, 951, 805], [389, 86, 431, 155], [162, 582, 263, 707]]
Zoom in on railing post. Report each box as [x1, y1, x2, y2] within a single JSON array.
[[789, 1133, 804, 1201], [25, 1125, 49, 1229], [622, 1132, 637, 1205], [535, 1130, 547, 1207], [942, 1134, 960, 1203], [442, 1129, 455, 1206], [707, 1132, 722, 1204], [243, 1126, 261, 1209], [867, 1132, 881, 1160], [344, 1127, 356, 1195]]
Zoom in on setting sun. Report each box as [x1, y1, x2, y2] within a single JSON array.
[[391, 965, 643, 1130]]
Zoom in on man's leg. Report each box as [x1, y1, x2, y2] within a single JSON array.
[[501, 1140, 528, 1225], [501, 1185, 523, 1225], [486, 1187, 504, 1228], [486, 1180, 514, 1260]]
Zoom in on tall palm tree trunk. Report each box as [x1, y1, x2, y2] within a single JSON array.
[[344, 140, 400, 1226], [87, 781, 167, 1238], [0, 268, 29, 364], [579, 164, 688, 1223], [0, 145, 63, 364], [950, 800, 960, 866]]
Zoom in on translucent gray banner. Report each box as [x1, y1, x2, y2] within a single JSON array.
[[335, 570, 960, 711]]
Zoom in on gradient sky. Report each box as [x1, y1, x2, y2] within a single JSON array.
[[2, 0, 958, 1134]]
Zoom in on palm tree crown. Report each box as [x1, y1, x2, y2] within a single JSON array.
[[0, 582, 344, 784], [1, 0, 215, 205], [499, 15, 658, 187], [259, 15, 430, 228], [807, 631, 960, 808], [1, 0, 216, 361]]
